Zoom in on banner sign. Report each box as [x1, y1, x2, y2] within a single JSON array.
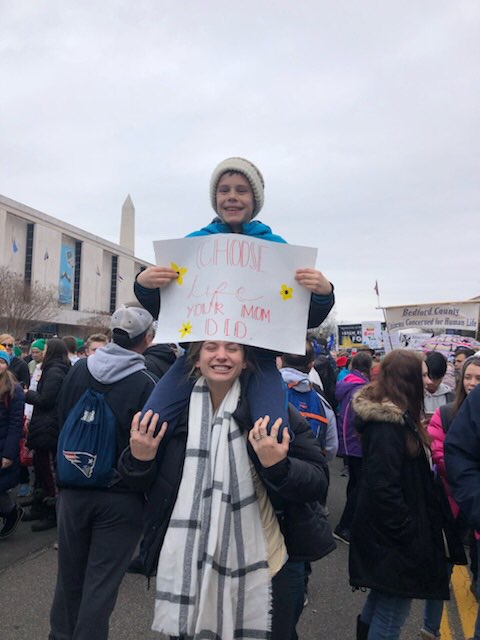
[[384, 302, 479, 333], [383, 331, 432, 353], [58, 240, 75, 305], [153, 235, 318, 354], [337, 324, 363, 348]]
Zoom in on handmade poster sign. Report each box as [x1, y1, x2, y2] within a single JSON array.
[[153, 234, 318, 354]]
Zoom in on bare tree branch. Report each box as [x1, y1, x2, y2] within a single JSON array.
[[0, 267, 59, 337]]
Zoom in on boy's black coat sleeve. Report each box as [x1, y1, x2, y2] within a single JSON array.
[[134, 278, 160, 318], [307, 287, 335, 328]]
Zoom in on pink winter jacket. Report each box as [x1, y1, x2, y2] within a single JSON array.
[[430, 406, 480, 541], [427, 408, 461, 519]]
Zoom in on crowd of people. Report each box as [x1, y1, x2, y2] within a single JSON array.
[[0, 156, 479, 640]]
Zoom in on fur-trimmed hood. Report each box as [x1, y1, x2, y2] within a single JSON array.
[[352, 385, 405, 432]]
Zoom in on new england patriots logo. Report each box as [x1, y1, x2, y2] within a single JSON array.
[[63, 451, 97, 478]]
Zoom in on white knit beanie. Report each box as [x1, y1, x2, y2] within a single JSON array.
[[210, 157, 265, 218]]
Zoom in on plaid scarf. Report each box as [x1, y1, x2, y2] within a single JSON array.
[[153, 377, 271, 639]]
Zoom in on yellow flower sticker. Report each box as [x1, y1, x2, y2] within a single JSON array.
[[179, 321, 192, 339], [171, 262, 188, 285], [280, 284, 293, 300]]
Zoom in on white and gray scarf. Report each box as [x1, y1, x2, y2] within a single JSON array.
[[153, 377, 271, 639]]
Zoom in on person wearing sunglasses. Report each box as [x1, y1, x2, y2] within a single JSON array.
[[0, 334, 30, 389]]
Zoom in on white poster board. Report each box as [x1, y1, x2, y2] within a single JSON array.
[[361, 321, 384, 350], [153, 235, 318, 354]]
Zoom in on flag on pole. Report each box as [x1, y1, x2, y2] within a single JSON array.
[[12, 238, 18, 253], [44, 250, 49, 261], [117, 273, 124, 282], [96, 265, 101, 276], [374, 280, 379, 296]]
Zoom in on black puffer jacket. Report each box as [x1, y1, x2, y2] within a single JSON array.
[[0, 383, 24, 492], [143, 343, 176, 379], [25, 360, 71, 450], [445, 384, 480, 531], [349, 386, 451, 600], [9, 356, 30, 388], [118, 387, 335, 578]]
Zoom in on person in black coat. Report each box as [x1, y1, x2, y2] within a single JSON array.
[[349, 350, 454, 640], [0, 348, 25, 538], [24, 338, 70, 531], [445, 381, 480, 640], [48, 308, 159, 640], [143, 342, 177, 379], [119, 340, 334, 640]]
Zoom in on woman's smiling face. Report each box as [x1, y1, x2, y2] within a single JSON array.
[[196, 341, 246, 387]]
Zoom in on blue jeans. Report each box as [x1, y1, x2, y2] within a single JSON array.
[[422, 562, 453, 636], [271, 561, 306, 640], [361, 589, 412, 640]]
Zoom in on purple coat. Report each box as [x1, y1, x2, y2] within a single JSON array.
[[335, 371, 369, 458]]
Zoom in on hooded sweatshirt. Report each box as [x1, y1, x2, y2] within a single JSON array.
[[424, 382, 454, 415], [87, 342, 147, 384]]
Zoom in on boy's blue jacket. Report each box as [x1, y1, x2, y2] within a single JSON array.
[[186, 219, 287, 244], [445, 384, 480, 530], [135, 218, 335, 327]]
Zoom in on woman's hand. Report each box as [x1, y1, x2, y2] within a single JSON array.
[[248, 416, 290, 468], [136, 266, 178, 289], [129, 410, 168, 461], [1, 457, 13, 469], [295, 268, 332, 295]]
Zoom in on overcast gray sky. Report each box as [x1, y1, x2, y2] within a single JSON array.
[[1, 1, 479, 323]]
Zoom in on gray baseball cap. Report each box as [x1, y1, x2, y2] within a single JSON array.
[[111, 306, 154, 340]]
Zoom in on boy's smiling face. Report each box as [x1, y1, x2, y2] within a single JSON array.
[[215, 172, 255, 231]]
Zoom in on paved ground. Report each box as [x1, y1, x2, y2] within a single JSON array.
[[0, 458, 476, 639]]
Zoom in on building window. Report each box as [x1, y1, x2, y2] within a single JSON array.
[[73, 241, 82, 311], [24, 223, 34, 286], [110, 255, 118, 313]]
